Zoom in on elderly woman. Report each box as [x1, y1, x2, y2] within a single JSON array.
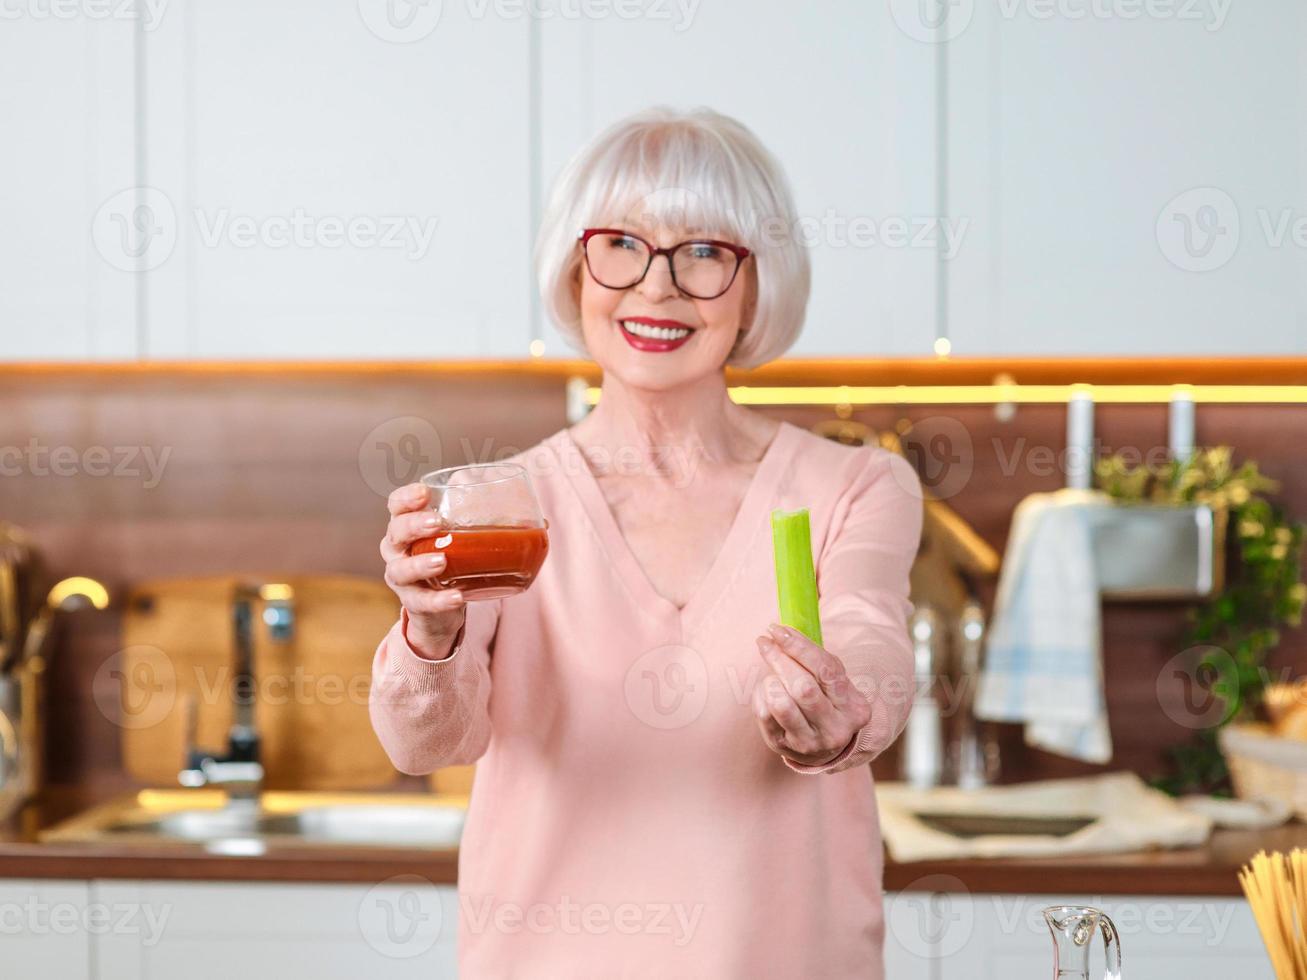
[[371, 107, 922, 978]]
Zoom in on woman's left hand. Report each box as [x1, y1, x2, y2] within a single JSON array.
[[752, 624, 871, 767]]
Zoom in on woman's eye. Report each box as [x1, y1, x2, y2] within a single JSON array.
[[687, 243, 721, 260], [606, 235, 640, 251]]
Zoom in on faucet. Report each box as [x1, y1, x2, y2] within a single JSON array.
[[179, 582, 272, 804]]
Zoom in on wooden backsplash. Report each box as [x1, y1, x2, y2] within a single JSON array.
[[0, 360, 1303, 791]]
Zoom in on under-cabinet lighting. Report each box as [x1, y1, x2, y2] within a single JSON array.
[[583, 384, 1307, 407]]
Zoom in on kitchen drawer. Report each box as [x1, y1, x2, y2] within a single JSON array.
[[0, 879, 93, 978], [92, 879, 458, 980]]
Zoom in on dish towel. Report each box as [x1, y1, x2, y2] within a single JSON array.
[[877, 772, 1212, 862], [974, 488, 1115, 763]]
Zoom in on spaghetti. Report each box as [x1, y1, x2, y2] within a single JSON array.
[[1239, 848, 1307, 978]]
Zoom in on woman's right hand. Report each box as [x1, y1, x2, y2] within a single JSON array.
[[380, 482, 468, 660]]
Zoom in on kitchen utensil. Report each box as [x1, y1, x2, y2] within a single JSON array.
[[0, 574, 109, 820], [949, 596, 1001, 789], [1090, 502, 1226, 600], [0, 673, 30, 820], [900, 605, 944, 788], [1043, 905, 1122, 979], [0, 522, 35, 675], [0, 559, 19, 674], [411, 462, 549, 601]]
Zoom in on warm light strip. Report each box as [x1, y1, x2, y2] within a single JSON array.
[[584, 384, 1307, 406]]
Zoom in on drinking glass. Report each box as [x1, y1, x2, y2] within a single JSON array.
[[409, 463, 549, 601]]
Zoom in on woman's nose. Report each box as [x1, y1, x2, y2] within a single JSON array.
[[635, 252, 679, 301]]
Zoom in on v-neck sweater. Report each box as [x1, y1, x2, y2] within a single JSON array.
[[369, 421, 923, 978]]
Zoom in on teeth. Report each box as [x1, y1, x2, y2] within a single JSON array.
[[621, 321, 692, 341]]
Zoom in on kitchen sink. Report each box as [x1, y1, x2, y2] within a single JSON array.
[[40, 789, 468, 851]]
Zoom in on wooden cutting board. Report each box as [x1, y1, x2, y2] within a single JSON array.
[[429, 764, 475, 795], [120, 574, 404, 790]]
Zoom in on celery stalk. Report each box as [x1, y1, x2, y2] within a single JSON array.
[[771, 507, 823, 645]]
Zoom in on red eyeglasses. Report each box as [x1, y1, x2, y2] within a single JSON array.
[[578, 228, 752, 300]]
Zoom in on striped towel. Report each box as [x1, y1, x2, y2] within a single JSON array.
[[974, 488, 1115, 764]]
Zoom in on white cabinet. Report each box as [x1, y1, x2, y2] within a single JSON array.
[[944, 1, 1307, 356], [0, 16, 137, 360], [139, 0, 533, 359], [885, 891, 1271, 980], [0, 879, 93, 977], [92, 879, 459, 979], [536, 0, 940, 360], [6, 4, 1306, 361], [883, 889, 940, 979], [0, 878, 1273, 977]]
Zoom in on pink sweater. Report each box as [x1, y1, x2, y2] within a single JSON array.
[[370, 421, 923, 978]]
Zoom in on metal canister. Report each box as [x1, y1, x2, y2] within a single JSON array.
[[900, 605, 945, 788]]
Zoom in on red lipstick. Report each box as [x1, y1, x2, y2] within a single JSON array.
[[617, 317, 696, 353]]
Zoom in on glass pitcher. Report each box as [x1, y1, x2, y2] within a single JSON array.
[[1042, 905, 1122, 979]]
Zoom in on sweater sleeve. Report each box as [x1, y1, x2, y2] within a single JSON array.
[[368, 598, 502, 776], [783, 446, 923, 775]]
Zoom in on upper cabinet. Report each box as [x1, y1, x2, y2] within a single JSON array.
[[139, 1, 532, 359], [944, 1, 1307, 356], [4, 2, 1304, 360], [0, 15, 136, 360], [536, 0, 939, 358]]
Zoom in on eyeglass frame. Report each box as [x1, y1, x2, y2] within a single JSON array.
[[577, 227, 753, 301]]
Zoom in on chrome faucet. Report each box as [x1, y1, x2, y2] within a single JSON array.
[[179, 583, 271, 803]]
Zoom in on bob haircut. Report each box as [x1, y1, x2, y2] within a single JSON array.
[[535, 106, 811, 370]]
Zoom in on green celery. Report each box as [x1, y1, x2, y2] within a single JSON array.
[[771, 507, 823, 645]]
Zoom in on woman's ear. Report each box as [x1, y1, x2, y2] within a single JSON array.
[[569, 257, 583, 305]]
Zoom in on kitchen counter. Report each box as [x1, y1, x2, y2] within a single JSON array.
[[0, 786, 459, 885], [0, 785, 1292, 894], [881, 823, 1298, 897]]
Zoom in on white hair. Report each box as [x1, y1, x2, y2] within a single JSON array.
[[534, 106, 811, 369]]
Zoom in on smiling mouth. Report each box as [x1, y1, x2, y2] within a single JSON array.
[[617, 319, 696, 352]]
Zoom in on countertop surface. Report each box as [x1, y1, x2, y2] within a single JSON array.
[[0, 786, 1292, 895], [0, 787, 461, 885]]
